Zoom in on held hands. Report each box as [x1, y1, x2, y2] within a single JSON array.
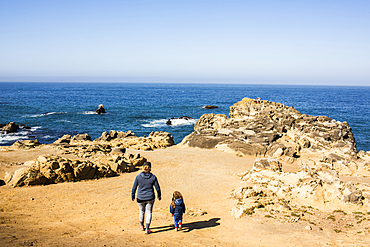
[[158, 196, 161, 201]]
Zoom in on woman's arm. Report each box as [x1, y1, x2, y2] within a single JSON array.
[[131, 176, 138, 200], [154, 177, 161, 200]]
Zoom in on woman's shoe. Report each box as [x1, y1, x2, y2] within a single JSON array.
[[140, 226, 145, 231], [145, 229, 152, 234]]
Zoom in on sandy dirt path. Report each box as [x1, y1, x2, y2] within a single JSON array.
[[1, 146, 370, 246]]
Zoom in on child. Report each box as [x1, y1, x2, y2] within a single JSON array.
[[170, 191, 186, 231]]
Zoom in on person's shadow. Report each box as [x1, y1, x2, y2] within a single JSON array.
[[150, 218, 220, 233]]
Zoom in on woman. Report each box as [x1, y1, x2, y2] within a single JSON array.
[[131, 161, 161, 234]]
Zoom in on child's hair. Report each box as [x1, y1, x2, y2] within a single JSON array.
[[171, 191, 183, 209]]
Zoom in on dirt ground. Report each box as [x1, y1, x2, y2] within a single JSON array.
[[1, 145, 370, 246]]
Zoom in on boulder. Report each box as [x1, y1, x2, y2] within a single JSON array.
[[2, 122, 19, 133], [96, 104, 106, 114]]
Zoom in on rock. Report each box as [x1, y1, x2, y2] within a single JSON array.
[[2, 122, 19, 133], [54, 135, 72, 144], [19, 124, 31, 130], [7, 155, 118, 187], [111, 147, 126, 154], [72, 133, 92, 142], [94, 130, 174, 150], [251, 158, 282, 172], [0, 179, 5, 186], [96, 104, 106, 114], [233, 163, 370, 219], [305, 225, 312, 230], [204, 105, 218, 109], [95, 131, 112, 142], [11, 139, 41, 149], [4, 172, 12, 184], [179, 98, 360, 173]]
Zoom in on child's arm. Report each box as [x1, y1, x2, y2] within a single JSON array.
[[183, 202, 186, 214], [170, 203, 174, 215]]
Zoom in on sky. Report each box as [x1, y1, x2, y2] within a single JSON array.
[[0, 0, 369, 85]]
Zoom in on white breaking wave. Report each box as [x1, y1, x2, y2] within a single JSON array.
[[142, 118, 198, 128], [81, 111, 97, 115], [25, 112, 67, 118], [56, 120, 72, 123], [0, 131, 30, 144], [0, 126, 42, 144]]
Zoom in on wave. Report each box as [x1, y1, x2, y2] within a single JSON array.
[[80, 111, 97, 115], [25, 112, 67, 118], [56, 120, 72, 123], [0, 131, 31, 144], [0, 126, 42, 145], [142, 118, 198, 128]]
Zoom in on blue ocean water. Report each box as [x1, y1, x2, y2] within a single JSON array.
[[0, 82, 369, 151]]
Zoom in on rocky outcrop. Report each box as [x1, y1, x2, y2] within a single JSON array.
[[94, 130, 175, 150], [6, 150, 147, 187], [180, 97, 366, 176], [6, 155, 115, 187], [96, 104, 106, 114], [52, 131, 174, 158], [11, 139, 41, 149], [231, 158, 370, 219], [1, 122, 19, 133], [94, 130, 135, 142]]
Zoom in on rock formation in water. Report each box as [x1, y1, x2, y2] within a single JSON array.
[[204, 105, 218, 109], [1, 122, 19, 133], [96, 104, 106, 114]]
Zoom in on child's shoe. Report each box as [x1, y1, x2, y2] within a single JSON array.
[[178, 224, 182, 231], [175, 227, 178, 231]]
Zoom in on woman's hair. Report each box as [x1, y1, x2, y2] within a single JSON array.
[[171, 191, 183, 209], [143, 161, 151, 173]]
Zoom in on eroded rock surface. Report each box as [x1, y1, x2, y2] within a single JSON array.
[[231, 158, 370, 219], [180, 97, 368, 176], [6, 150, 146, 187]]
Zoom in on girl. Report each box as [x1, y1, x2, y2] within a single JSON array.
[[170, 191, 186, 231]]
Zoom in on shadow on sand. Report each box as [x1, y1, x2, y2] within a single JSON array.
[[150, 218, 221, 233]]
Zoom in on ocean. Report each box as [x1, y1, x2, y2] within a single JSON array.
[[0, 82, 369, 151]]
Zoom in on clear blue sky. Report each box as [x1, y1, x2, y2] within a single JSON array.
[[1, 0, 369, 85]]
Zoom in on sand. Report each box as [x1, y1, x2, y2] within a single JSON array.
[[1, 145, 370, 246]]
